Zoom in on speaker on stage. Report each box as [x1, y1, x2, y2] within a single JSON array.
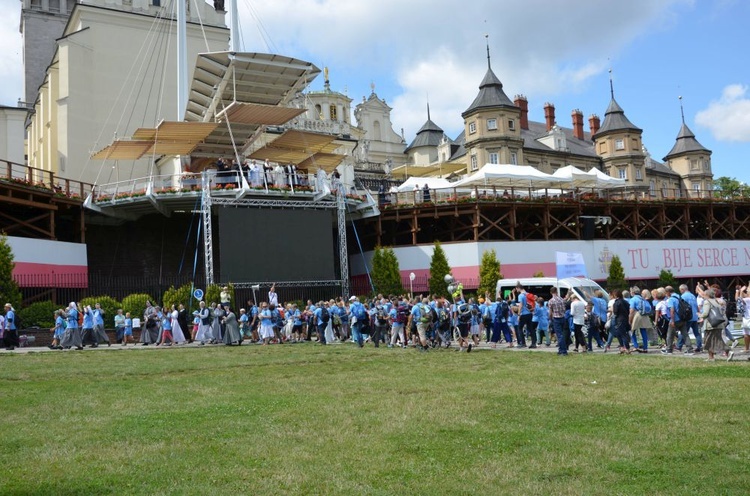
[[582, 218, 595, 240]]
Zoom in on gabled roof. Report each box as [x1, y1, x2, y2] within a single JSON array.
[[663, 123, 711, 160], [595, 97, 642, 136], [462, 67, 516, 117], [645, 156, 680, 177]]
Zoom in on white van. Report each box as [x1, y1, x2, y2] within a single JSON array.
[[495, 277, 608, 304]]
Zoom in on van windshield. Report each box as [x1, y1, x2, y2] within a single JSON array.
[[570, 284, 609, 303]]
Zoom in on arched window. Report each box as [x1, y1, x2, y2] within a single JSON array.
[[373, 120, 382, 141], [315, 104, 322, 120]]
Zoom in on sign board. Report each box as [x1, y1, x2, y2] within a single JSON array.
[[193, 289, 204, 301]]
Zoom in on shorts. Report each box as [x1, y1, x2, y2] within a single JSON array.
[[417, 322, 429, 342], [742, 317, 750, 332], [458, 324, 469, 339], [293, 324, 303, 333]]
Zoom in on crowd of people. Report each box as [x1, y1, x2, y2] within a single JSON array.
[[3, 281, 749, 361]]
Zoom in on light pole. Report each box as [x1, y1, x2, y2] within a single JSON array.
[[409, 272, 415, 299]]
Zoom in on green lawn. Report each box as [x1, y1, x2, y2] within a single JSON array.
[[1, 345, 749, 495]]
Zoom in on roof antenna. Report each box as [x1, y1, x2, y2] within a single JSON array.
[[678, 95, 685, 124], [485, 33, 491, 69], [609, 68, 614, 99]]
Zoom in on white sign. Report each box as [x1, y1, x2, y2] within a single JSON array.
[[556, 251, 587, 278]]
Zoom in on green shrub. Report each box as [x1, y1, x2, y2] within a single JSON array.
[[121, 293, 154, 320], [162, 284, 194, 312], [18, 300, 57, 329], [80, 296, 122, 328], [204, 283, 234, 308]]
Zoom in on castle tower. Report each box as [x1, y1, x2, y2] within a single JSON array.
[[593, 73, 646, 187], [663, 97, 713, 198], [461, 39, 523, 171]]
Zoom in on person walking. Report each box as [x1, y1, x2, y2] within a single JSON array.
[[222, 306, 242, 345], [700, 288, 728, 362], [60, 302, 83, 350], [549, 287, 567, 356], [3, 303, 19, 350]]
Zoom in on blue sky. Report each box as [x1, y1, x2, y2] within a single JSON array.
[[2, 0, 749, 182]]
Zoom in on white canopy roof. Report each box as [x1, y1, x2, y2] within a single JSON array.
[[552, 165, 599, 188], [397, 176, 453, 192], [453, 163, 567, 190], [585, 167, 627, 188]]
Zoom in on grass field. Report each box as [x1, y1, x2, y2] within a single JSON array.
[[1, 344, 749, 495]]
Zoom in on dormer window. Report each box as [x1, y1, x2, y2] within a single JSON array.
[[469, 122, 477, 134], [487, 118, 497, 131], [615, 138, 624, 150]]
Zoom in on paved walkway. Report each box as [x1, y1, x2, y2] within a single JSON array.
[[2, 339, 748, 361]]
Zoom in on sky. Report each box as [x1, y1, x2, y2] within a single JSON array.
[[2, 0, 749, 182]]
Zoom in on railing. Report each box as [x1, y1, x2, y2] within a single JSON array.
[[373, 185, 734, 208], [92, 169, 366, 204], [0, 159, 93, 200]]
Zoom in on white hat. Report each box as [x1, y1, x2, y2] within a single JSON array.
[[349, 296, 357, 302]]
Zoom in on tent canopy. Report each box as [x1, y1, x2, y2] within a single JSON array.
[[452, 163, 567, 190], [396, 176, 453, 192]]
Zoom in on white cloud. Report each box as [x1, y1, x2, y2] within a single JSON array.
[[695, 84, 750, 142], [239, 0, 691, 138]]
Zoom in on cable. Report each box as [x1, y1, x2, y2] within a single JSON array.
[[177, 196, 201, 275]]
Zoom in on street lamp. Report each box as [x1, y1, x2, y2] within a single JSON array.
[[409, 272, 416, 298]]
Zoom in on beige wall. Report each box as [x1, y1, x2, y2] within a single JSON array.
[[27, 3, 228, 183], [0, 108, 28, 166]]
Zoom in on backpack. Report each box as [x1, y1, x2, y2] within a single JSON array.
[[672, 296, 692, 321], [429, 307, 439, 326], [418, 304, 432, 324], [353, 303, 367, 321], [10, 312, 21, 330], [525, 293, 536, 310], [332, 312, 342, 326], [457, 304, 471, 324], [639, 298, 652, 316], [376, 307, 388, 325], [395, 306, 409, 324], [495, 301, 510, 322], [320, 307, 330, 324], [482, 306, 492, 326]]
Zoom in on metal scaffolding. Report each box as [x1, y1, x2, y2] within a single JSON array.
[[200, 173, 351, 294], [336, 183, 350, 299], [201, 171, 215, 285]]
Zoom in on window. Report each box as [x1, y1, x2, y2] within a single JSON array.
[[329, 105, 338, 121], [618, 168, 627, 180], [152, 0, 160, 6], [635, 167, 642, 180], [649, 180, 655, 196], [470, 154, 478, 171], [489, 152, 499, 164], [508, 119, 515, 131], [690, 159, 699, 171], [315, 104, 322, 119], [469, 122, 477, 134], [510, 152, 518, 165], [703, 159, 710, 171], [487, 118, 497, 130], [693, 182, 701, 193], [661, 182, 667, 198], [615, 139, 624, 150]]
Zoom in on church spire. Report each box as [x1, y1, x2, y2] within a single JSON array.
[[609, 68, 614, 99], [485, 33, 491, 69], [679, 95, 685, 124]]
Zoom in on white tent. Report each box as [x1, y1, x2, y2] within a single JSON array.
[[552, 165, 599, 188], [396, 176, 453, 192], [584, 167, 627, 188], [452, 163, 567, 190]]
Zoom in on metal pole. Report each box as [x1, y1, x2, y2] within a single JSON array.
[[177, 0, 188, 120], [230, 0, 241, 52]]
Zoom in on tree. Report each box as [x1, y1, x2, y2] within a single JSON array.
[[371, 247, 405, 296], [478, 249, 502, 297], [657, 269, 678, 289], [606, 255, 627, 291], [428, 241, 452, 298], [713, 176, 749, 199], [0, 234, 22, 310]]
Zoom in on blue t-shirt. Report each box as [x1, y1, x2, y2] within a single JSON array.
[[667, 295, 682, 323], [82, 310, 93, 329], [680, 292, 699, 322], [518, 293, 530, 316], [67, 309, 79, 329], [55, 316, 64, 334], [536, 305, 549, 330], [162, 316, 172, 330], [314, 307, 325, 326], [125, 317, 132, 332], [93, 309, 104, 326], [591, 297, 608, 320]]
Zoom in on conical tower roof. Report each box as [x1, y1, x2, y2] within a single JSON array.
[[663, 122, 710, 160], [462, 67, 515, 117], [405, 105, 448, 152], [595, 97, 641, 136]]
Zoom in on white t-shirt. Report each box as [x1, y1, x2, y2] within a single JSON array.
[[655, 299, 668, 319], [742, 297, 750, 319], [571, 299, 586, 325]]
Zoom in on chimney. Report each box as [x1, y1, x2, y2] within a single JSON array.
[[514, 94, 529, 130], [571, 109, 584, 139], [544, 102, 555, 131], [589, 114, 600, 137]]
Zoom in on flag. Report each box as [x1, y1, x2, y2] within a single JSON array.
[[556, 251, 588, 278]]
